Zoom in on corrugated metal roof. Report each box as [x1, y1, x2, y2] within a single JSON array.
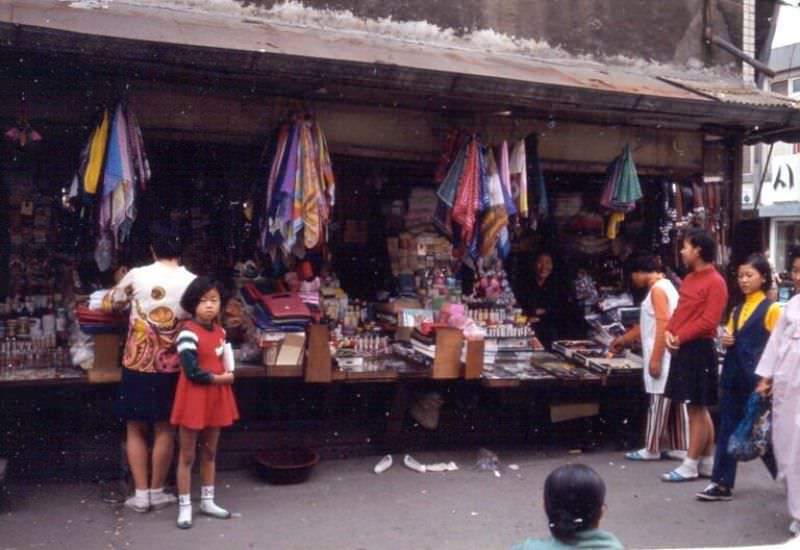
[[1, 0, 798, 123], [660, 77, 800, 108]]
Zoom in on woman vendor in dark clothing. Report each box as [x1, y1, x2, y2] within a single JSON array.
[[521, 251, 571, 349]]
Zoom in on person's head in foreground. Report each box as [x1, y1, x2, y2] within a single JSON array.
[[545, 464, 607, 541], [512, 464, 623, 549]]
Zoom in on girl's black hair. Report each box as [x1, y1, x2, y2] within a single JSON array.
[[684, 228, 716, 264], [740, 253, 773, 292], [544, 464, 606, 543], [624, 252, 660, 275], [150, 223, 183, 260], [180, 276, 223, 317]]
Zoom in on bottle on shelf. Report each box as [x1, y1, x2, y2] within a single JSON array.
[[42, 296, 56, 338]]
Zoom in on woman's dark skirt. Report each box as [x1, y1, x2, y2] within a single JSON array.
[[115, 368, 179, 423], [665, 339, 719, 407]]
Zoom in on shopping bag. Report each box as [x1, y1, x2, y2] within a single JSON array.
[[727, 392, 771, 462]]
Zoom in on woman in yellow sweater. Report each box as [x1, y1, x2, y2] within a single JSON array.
[[696, 253, 781, 501]]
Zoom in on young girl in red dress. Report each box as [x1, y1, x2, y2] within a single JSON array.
[[171, 276, 239, 529]]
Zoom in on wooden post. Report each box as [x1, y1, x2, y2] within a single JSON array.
[[432, 328, 463, 379], [464, 339, 484, 380], [305, 324, 332, 383]]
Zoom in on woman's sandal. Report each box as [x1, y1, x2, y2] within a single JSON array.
[[661, 469, 699, 482], [625, 450, 661, 461]]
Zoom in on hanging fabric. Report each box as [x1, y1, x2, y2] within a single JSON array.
[[526, 133, 548, 229], [258, 115, 336, 260], [83, 110, 110, 194], [480, 148, 510, 258], [434, 133, 512, 263], [601, 144, 642, 213], [509, 139, 528, 219], [67, 103, 149, 270]]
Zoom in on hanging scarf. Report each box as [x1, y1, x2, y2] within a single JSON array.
[[299, 121, 323, 249], [83, 110, 110, 194], [479, 148, 510, 258], [509, 139, 528, 218], [452, 138, 481, 249], [125, 108, 150, 190], [436, 142, 468, 208], [498, 141, 517, 217], [434, 129, 462, 184], [313, 120, 336, 211]]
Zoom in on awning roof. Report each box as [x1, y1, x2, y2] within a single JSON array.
[[2, 0, 800, 137]]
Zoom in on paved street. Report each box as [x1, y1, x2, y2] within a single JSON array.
[[0, 448, 794, 549]]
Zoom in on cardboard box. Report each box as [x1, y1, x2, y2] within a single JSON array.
[[88, 334, 122, 383], [550, 402, 600, 423]]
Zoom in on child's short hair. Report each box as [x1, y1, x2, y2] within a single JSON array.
[[180, 276, 222, 316], [544, 464, 606, 543]]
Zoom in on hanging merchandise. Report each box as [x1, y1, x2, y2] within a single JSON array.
[[259, 115, 336, 260], [509, 139, 528, 219], [434, 133, 511, 263], [67, 104, 150, 270], [601, 144, 643, 238], [83, 110, 110, 195], [525, 134, 549, 230], [4, 95, 42, 150]]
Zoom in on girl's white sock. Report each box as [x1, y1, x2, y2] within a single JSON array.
[[199, 486, 231, 519], [177, 494, 192, 529]]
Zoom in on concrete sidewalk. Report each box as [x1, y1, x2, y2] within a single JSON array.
[[0, 448, 793, 549]]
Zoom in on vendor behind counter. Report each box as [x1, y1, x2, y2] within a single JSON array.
[[517, 251, 586, 349]]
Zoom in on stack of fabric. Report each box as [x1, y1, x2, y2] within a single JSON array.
[[75, 305, 126, 335], [240, 284, 312, 333], [405, 188, 438, 235], [258, 115, 336, 259]]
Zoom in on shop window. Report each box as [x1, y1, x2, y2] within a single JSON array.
[[774, 220, 800, 274], [792, 78, 800, 97], [742, 145, 753, 176], [772, 80, 789, 95]]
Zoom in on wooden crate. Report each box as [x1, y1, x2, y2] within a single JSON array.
[[88, 334, 122, 384]]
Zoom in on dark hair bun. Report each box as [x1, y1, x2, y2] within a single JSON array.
[[544, 464, 606, 543]]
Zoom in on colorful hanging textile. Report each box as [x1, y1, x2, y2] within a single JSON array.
[[509, 139, 528, 218], [480, 148, 510, 258], [68, 103, 150, 270], [434, 133, 511, 262], [601, 144, 643, 213], [259, 115, 336, 258], [83, 110, 110, 194], [497, 140, 517, 217]]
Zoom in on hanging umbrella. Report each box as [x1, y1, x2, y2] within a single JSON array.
[[613, 145, 643, 205]]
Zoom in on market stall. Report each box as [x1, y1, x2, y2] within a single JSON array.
[[2, 0, 800, 479]]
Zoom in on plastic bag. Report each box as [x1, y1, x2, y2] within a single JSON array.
[[727, 392, 771, 462], [475, 448, 502, 477]]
